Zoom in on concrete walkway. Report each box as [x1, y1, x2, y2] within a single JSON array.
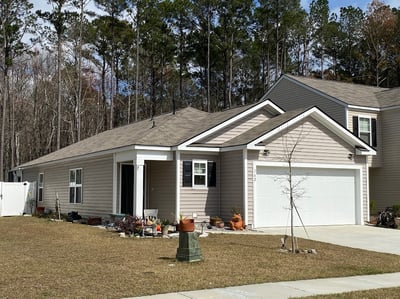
[[129, 272, 400, 299], [257, 225, 400, 255], [127, 225, 400, 299]]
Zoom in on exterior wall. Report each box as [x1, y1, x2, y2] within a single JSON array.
[[267, 78, 347, 125], [179, 153, 220, 220], [23, 168, 40, 184], [23, 155, 113, 218], [347, 108, 382, 167], [201, 110, 272, 144], [147, 160, 176, 220], [220, 150, 243, 222], [370, 107, 400, 211], [247, 117, 369, 225]]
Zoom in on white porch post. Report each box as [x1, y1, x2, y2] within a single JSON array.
[[112, 154, 117, 214], [243, 149, 248, 226], [133, 163, 144, 217], [175, 151, 181, 222]]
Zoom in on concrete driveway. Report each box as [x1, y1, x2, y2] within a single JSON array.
[[257, 225, 400, 255]]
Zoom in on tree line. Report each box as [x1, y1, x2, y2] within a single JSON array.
[[0, 0, 399, 180]]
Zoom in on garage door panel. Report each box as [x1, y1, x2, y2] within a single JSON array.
[[255, 166, 356, 227]]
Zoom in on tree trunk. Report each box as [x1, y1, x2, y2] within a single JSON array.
[[228, 33, 234, 108], [207, 4, 211, 113], [0, 72, 7, 181], [57, 31, 62, 150], [135, 11, 140, 122], [76, 0, 84, 142]]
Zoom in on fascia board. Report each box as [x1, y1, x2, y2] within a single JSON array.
[[179, 146, 220, 152], [381, 105, 400, 111], [348, 105, 380, 112]]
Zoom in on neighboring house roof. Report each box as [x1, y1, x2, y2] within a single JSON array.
[[285, 75, 400, 109]]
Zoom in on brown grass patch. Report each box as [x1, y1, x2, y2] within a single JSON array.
[[1, 217, 400, 298]]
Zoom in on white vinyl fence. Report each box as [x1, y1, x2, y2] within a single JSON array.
[[0, 182, 36, 216]]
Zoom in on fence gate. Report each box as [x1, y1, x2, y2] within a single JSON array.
[[0, 182, 35, 216]]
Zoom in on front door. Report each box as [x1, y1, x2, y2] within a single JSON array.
[[121, 164, 134, 215]]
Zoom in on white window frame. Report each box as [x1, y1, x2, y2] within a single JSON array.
[[358, 116, 371, 145], [38, 173, 44, 202], [69, 168, 83, 204], [193, 160, 207, 188]]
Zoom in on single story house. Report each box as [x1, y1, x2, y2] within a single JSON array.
[[264, 75, 400, 212], [15, 99, 375, 228]]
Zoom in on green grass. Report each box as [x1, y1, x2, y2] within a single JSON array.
[[1, 217, 400, 298]]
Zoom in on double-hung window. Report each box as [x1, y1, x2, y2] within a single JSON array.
[[38, 173, 44, 202], [69, 168, 82, 203], [193, 161, 207, 187], [352, 116, 377, 147], [359, 117, 371, 145], [183, 160, 216, 188]]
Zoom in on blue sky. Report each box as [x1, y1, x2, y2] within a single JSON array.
[[32, 0, 399, 16], [301, 0, 399, 15]]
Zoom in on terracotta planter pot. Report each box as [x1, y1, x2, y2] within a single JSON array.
[[216, 221, 225, 228], [36, 207, 45, 215], [210, 218, 222, 226], [178, 219, 195, 232], [230, 214, 244, 231]]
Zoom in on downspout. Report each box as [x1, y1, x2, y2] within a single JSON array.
[[175, 151, 180, 222], [243, 149, 248, 226]]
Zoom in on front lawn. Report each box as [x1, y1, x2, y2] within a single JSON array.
[[1, 217, 400, 298]]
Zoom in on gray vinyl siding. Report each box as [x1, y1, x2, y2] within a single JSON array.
[[347, 109, 381, 167], [267, 78, 347, 125], [22, 168, 40, 184], [147, 161, 175, 220], [220, 151, 243, 222], [370, 107, 400, 211], [247, 117, 369, 224], [201, 110, 272, 144], [23, 155, 113, 218], [179, 153, 220, 219]]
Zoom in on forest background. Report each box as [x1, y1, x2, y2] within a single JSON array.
[[0, 0, 399, 180]]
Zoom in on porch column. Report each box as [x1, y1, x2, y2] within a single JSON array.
[[133, 163, 144, 217], [175, 151, 181, 222], [112, 154, 117, 214]]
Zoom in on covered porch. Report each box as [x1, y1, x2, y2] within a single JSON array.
[[112, 148, 179, 220]]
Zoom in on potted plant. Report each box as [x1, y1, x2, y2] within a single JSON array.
[[229, 207, 244, 230], [210, 216, 224, 228], [178, 215, 195, 232], [161, 219, 171, 235]]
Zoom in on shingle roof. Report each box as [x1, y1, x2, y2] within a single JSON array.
[[19, 104, 256, 168], [287, 75, 400, 108], [193, 108, 309, 148]]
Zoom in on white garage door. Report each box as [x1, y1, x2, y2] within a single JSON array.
[[255, 166, 358, 227]]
